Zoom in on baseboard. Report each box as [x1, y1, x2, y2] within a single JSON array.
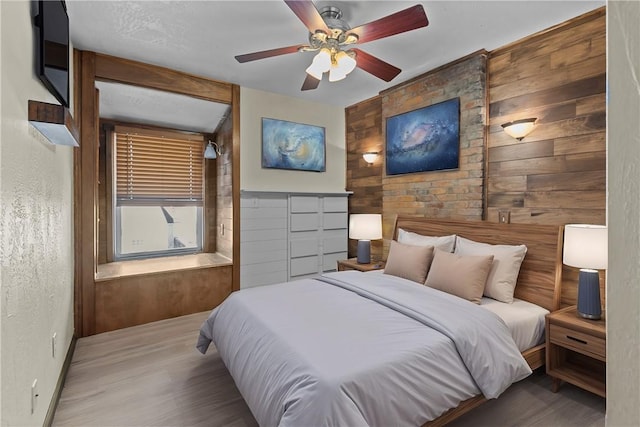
[[44, 335, 77, 427]]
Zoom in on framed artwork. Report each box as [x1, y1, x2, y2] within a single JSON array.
[[261, 118, 326, 172], [385, 97, 460, 175]]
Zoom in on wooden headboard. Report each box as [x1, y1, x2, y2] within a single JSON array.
[[392, 216, 564, 312]]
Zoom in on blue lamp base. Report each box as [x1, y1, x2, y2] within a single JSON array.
[[577, 269, 602, 320], [356, 240, 371, 264]]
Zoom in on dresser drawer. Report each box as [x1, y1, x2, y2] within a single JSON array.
[[549, 324, 606, 361]]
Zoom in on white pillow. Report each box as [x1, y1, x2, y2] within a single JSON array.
[[454, 236, 527, 303], [397, 228, 456, 252]]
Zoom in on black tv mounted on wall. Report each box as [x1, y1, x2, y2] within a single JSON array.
[[33, 0, 70, 108]]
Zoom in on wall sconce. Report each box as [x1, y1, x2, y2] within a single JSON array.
[[204, 140, 221, 159], [501, 118, 537, 141], [362, 152, 379, 165]]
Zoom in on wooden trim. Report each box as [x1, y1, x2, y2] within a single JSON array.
[[231, 84, 241, 292], [523, 344, 546, 370], [78, 50, 98, 336], [105, 124, 114, 263], [27, 100, 80, 146], [422, 395, 487, 427], [380, 49, 488, 96], [489, 6, 605, 57], [73, 49, 84, 337], [44, 336, 77, 427], [94, 52, 232, 104]]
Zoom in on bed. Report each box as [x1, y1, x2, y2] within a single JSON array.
[[197, 216, 564, 426]]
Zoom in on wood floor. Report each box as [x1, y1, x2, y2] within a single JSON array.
[[53, 311, 605, 427]]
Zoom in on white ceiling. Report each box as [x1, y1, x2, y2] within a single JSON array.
[[67, 0, 604, 131]]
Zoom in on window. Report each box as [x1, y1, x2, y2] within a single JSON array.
[[113, 125, 204, 260]]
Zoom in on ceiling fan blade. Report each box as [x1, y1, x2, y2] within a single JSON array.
[[352, 49, 401, 82], [284, 0, 330, 35], [348, 5, 428, 44], [301, 74, 321, 91], [235, 45, 303, 63]]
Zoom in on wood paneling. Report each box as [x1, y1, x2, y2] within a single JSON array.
[[345, 96, 384, 259], [487, 9, 606, 307], [75, 50, 239, 335], [94, 266, 232, 333], [487, 10, 606, 228]]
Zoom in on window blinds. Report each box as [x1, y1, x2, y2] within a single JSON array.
[[114, 125, 204, 205]]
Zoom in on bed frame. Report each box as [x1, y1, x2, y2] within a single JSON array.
[[390, 216, 564, 427]]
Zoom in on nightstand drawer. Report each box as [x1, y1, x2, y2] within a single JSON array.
[[549, 324, 606, 361]]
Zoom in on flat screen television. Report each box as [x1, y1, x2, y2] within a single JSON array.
[[34, 0, 69, 107]]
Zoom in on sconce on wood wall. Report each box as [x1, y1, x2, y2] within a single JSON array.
[[362, 152, 379, 165], [501, 118, 537, 141]]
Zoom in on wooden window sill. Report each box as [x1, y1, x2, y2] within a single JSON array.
[[96, 253, 232, 282]]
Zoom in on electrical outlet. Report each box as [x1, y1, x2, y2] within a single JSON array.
[[52, 333, 57, 358], [498, 210, 511, 224], [31, 379, 38, 414]]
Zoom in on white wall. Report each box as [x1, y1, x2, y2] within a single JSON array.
[[607, 2, 640, 426], [240, 87, 346, 193], [0, 1, 75, 425]]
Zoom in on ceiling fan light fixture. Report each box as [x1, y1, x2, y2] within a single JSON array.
[[305, 48, 331, 80], [328, 50, 356, 82]]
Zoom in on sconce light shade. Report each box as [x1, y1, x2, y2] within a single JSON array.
[[501, 118, 537, 141], [349, 214, 382, 264], [362, 152, 379, 165], [563, 224, 608, 320], [204, 141, 221, 159]]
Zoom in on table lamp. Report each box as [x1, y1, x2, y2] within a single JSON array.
[[349, 214, 382, 264], [563, 224, 608, 320]]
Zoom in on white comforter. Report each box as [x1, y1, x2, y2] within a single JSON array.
[[197, 271, 531, 426]]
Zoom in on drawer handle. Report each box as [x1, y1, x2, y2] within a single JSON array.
[[566, 335, 588, 345]]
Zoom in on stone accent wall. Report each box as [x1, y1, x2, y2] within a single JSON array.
[[380, 53, 487, 242]]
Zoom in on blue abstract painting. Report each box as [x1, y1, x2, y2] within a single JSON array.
[[386, 98, 460, 175], [262, 118, 326, 172]]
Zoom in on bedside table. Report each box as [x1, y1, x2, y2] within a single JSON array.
[[337, 258, 385, 272], [545, 305, 606, 397]]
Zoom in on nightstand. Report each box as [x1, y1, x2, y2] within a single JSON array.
[[337, 258, 385, 272], [545, 305, 606, 397]]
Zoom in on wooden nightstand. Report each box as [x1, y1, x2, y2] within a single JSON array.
[[545, 305, 606, 397], [337, 258, 385, 272]]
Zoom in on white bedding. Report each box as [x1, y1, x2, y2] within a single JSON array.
[[480, 297, 549, 352], [197, 271, 531, 426]]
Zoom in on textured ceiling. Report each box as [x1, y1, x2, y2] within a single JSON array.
[[68, 0, 604, 131]]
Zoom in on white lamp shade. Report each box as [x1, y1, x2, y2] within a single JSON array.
[[501, 118, 536, 140], [204, 141, 218, 159], [362, 152, 378, 164], [563, 224, 608, 269], [329, 51, 356, 82], [349, 214, 382, 240], [306, 48, 331, 80]]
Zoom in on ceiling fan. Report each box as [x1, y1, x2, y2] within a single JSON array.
[[235, 1, 429, 91]]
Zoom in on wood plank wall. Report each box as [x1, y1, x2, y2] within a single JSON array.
[[345, 96, 384, 260], [486, 9, 606, 226], [344, 8, 606, 308], [486, 9, 606, 306]]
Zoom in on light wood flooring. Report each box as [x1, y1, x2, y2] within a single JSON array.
[[53, 311, 605, 427]]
